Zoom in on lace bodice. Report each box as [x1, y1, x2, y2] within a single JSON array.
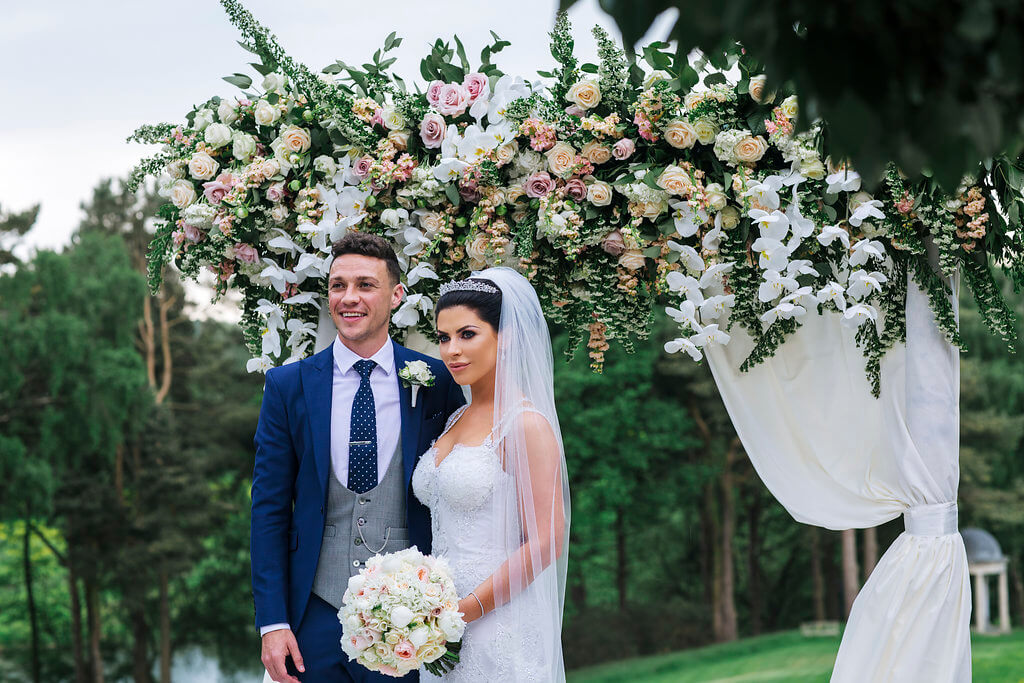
[[412, 405, 554, 682]]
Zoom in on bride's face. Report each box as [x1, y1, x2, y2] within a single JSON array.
[[436, 305, 498, 387]]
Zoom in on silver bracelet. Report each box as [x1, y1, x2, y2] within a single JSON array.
[[468, 591, 485, 616]]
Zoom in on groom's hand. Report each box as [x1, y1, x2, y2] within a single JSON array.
[[262, 629, 304, 683]]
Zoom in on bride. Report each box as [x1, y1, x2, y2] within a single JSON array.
[[412, 267, 570, 682]]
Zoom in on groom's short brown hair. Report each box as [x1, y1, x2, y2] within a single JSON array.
[[330, 232, 401, 286]]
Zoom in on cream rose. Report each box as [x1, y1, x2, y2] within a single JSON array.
[[270, 204, 290, 223], [780, 95, 799, 119], [167, 160, 186, 179], [581, 140, 612, 165], [261, 158, 281, 178], [704, 183, 728, 211], [254, 99, 280, 126], [314, 155, 337, 176], [643, 70, 671, 88], [748, 75, 770, 104], [801, 157, 826, 180], [566, 79, 601, 110], [388, 129, 410, 151], [618, 249, 647, 271], [204, 123, 232, 149], [466, 234, 490, 267], [657, 165, 694, 196], [280, 125, 312, 153], [262, 73, 287, 92], [664, 119, 698, 150], [418, 211, 444, 236], [495, 141, 518, 165], [586, 180, 612, 206], [684, 91, 705, 111], [720, 205, 741, 229], [188, 152, 219, 180], [381, 107, 407, 131], [169, 180, 197, 210], [545, 141, 576, 177], [734, 135, 768, 164], [632, 200, 667, 220], [692, 118, 719, 145], [217, 100, 239, 125]]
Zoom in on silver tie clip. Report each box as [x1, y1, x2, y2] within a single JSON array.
[[349, 440, 372, 446]]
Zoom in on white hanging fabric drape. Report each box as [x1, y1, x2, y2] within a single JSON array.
[[705, 272, 971, 682]]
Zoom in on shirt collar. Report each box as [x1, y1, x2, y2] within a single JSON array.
[[332, 336, 395, 377]]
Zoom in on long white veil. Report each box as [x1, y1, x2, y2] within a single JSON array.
[[475, 266, 570, 681]]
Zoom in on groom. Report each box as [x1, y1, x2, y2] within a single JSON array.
[[251, 233, 465, 683]]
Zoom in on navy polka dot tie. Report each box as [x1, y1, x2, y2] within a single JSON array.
[[348, 359, 378, 494]]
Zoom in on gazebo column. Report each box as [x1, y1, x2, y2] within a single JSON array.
[[997, 566, 1010, 634], [973, 571, 990, 632]]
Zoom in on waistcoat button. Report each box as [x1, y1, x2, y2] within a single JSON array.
[[354, 538, 363, 546], [357, 517, 366, 526]]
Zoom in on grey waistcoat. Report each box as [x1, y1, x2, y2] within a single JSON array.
[[312, 441, 410, 609]]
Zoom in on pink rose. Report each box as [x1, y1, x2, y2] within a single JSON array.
[[458, 179, 481, 203], [380, 666, 399, 677], [203, 178, 231, 204], [354, 156, 374, 179], [463, 72, 488, 102], [601, 230, 626, 256], [524, 172, 555, 198], [565, 177, 588, 202], [435, 83, 470, 117], [394, 640, 416, 660], [426, 80, 444, 106], [419, 113, 447, 149], [171, 230, 186, 247], [234, 243, 259, 264], [218, 259, 235, 282], [351, 634, 370, 651], [612, 138, 635, 160], [564, 104, 585, 117], [371, 108, 384, 128], [183, 224, 202, 243], [265, 182, 286, 202]]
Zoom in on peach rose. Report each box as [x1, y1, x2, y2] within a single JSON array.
[[618, 248, 647, 271], [748, 75, 770, 104], [170, 180, 197, 210], [388, 129, 410, 151], [419, 211, 445, 236], [586, 179, 613, 206], [664, 120, 698, 150], [734, 135, 768, 164], [566, 79, 602, 110], [545, 142, 576, 177], [581, 140, 612, 165], [280, 125, 312, 153], [657, 165, 694, 197], [495, 140, 518, 165], [188, 152, 219, 181]]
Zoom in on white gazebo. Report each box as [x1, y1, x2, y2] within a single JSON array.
[[962, 527, 1011, 634]]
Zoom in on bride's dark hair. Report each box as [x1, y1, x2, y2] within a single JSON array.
[[435, 278, 502, 331]]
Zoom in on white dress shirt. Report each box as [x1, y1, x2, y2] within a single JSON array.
[[260, 336, 403, 638]]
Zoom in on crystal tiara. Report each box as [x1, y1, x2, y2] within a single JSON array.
[[439, 279, 499, 297]]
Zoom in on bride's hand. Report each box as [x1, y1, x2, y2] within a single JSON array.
[[457, 595, 484, 623]]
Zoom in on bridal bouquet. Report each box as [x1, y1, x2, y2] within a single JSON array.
[[130, 0, 1024, 393], [340, 547, 465, 677]]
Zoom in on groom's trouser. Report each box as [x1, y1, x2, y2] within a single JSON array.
[[288, 594, 417, 683]]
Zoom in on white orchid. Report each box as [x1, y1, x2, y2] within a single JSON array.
[[667, 241, 705, 273], [849, 239, 887, 267], [293, 252, 330, 282], [402, 227, 432, 256], [670, 200, 706, 238], [758, 269, 799, 302], [700, 294, 735, 321], [392, 293, 434, 328], [749, 209, 790, 236], [380, 207, 410, 229], [285, 318, 317, 348], [484, 75, 532, 124], [261, 325, 282, 357], [849, 199, 885, 227], [665, 271, 705, 304], [432, 157, 471, 182], [760, 301, 807, 325], [786, 259, 818, 278], [666, 300, 700, 328], [259, 259, 299, 293], [267, 228, 303, 257], [282, 342, 312, 365], [336, 186, 371, 222], [817, 282, 847, 311], [246, 356, 274, 374], [406, 261, 439, 287], [751, 234, 792, 271], [842, 303, 878, 329], [817, 224, 851, 249], [743, 178, 783, 210], [702, 215, 724, 252], [846, 270, 888, 300], [283, 291, 321, 309], [692, 324, 731, 347], [700, 261, 734, 288], [664, 337, 703, 361], [456, 125, 502, 163], [826, 170, 861, 194], [785, 197, 816, 240]]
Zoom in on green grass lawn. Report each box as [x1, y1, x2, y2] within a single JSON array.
[[568, 629, 1024, 683]]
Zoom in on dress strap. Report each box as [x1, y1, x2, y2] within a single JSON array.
[[439, 404, 470, 439]]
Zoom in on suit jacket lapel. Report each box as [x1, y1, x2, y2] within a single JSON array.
[[393, 341, 423, 490], [301, 346, 334, 498]]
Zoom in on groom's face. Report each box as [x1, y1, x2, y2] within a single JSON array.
[[328, 254, 403, 350]]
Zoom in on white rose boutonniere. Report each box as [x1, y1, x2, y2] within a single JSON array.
[[398, 360, 436, 408]]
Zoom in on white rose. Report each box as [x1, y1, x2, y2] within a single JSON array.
[[232, 133, 256, 160], [314, 155, 337, 176], [188, 152, 219, 180], [381, 107, 407, 131], [204, 123, 232, 149], [643, 70, 672, 89], [566, 79, 602, 110], [587, 180, 612, 206], [692, 118, 719, 145], [166, 160, 186, 179], [720, 205, 741, 229], [409, 626, 431, 649], [270, 204, 290, 223], [193, 108, 214, 131], [438, 613, 465, 641], [664, 120, 698, 150], [262, 73, 287, 92], [704, 183, 728, 211], [254, 99, 280, 126], [780, 95, 799, 119], [801, 157, 826, 180], [217, 99, 239, 125], [390, 606, 414, 629], [169, 180, 197, 210]]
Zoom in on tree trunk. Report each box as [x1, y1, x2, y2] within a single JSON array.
[[823, 531, 839, 620], [861, 526, 878, 583], [614, 507, 628, 611], [717, 442, 739, 642], [23, 516, 41, 683], [160, 567, 172, 683], [68, 552, 88, 683], [840, 529, 859, 619], [809, 527, 826, 622], [131, 604, 153, 683], [1011, 558, 1024, 627], [86, 578, 105, 683], [702, 483, 723, 639], [746, 489, 764, 635]]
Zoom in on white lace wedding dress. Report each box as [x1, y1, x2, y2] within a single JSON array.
[[412, 404, 556, 682]]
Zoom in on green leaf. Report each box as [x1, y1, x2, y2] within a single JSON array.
[[642, 246, 661, 258], [384, 31, 398, 51], [223, 74, 253, 89], [704, 72, 727, 87], [454, 35, 470, 72], [444, 183, 462, 207], [580, 63, 599, 74]]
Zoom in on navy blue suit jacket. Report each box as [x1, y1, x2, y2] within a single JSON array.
[[250, 340, 466, 630]]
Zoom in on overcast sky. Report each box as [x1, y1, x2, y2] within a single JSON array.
[[1, 0, 674, 316]]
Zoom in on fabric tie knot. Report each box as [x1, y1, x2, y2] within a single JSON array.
[[904, 501, 958, 537], [354, 359, 376, 380]]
